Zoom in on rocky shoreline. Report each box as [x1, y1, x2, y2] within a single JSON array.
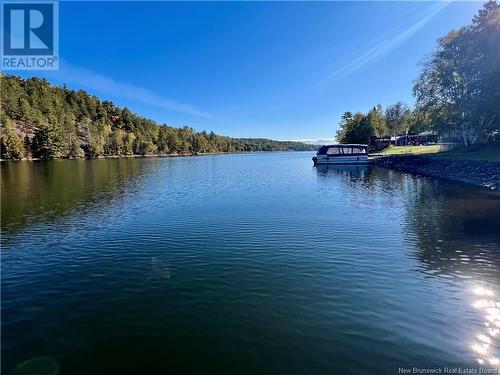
[[372, 155, 500, 190]]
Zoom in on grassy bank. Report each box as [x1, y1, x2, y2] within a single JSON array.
[[372, 144, 500, 162], [372, 145, 441, 156]]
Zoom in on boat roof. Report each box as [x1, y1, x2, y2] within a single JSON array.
[[317, 144, 368, 154], [326, 144, 367, 147], [320, 144, 368, 148]]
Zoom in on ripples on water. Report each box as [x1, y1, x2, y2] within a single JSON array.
[[1, 153, 500, 374]]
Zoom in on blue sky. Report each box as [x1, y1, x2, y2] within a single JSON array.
[[15, 1, 483, 141]]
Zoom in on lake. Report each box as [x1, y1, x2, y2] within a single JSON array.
[[1, 152, 500, 374]]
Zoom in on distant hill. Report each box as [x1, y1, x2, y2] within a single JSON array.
[[291, 139, 335, 146], [0, 74, 317, 160]]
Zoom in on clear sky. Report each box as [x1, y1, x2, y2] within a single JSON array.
[[15, 1, 484, 141]]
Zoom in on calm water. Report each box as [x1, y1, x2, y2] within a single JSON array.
[[2, 153, 500, 374]]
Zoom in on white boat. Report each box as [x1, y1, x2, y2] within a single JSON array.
[[312, 144, 369, 165]]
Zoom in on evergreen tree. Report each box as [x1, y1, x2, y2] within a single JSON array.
[[336, 112, 374, 144], [367, 105, 388, 137], [1, 116, 25, 159], [32, 120, 66, 159]]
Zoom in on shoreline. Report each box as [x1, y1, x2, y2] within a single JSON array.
[[0, 154, 198, 162], [4, 151, 499, 191], [372, 155, 500, 190], [0, 150, 313, 162]]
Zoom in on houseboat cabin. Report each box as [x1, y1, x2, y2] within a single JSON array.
[[312, 144, 369, 165]]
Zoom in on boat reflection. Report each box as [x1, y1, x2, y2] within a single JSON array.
[[313, 165, 379, 200], [314, 164, 414, 188], [314, 164, 429, 203], [314, 164, 370, 177]]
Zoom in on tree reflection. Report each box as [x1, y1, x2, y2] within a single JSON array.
[[315, 164, 500, 282], [401, 179, 500, 282], [400, 180, 500, 366], [316, 165, 500, 367], [1, 158, 160, 236]]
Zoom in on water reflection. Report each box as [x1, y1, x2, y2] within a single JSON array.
[[314, 164, 370, 177], [398, 175, 500, 368], [314, 164, 423, 197], [471, 285, 500, 367], [0, 159, 161, 237], [315, 166, 500, 282], [402, 179, 500, 282], [315, 165, 374, 192], [318, 165, 500, 367]]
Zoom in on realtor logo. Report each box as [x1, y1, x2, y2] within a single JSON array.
[[1, 0, 59, 70]]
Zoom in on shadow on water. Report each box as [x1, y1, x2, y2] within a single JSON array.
[[57, 333, 270, 375], [58, 335, 188, 375]]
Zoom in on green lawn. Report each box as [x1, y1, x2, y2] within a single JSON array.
[[371, 144, 500, 162], [372, 145, 441, 156]]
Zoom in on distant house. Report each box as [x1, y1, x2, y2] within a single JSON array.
[[369, 136, 391, 151], [390, 135, 404, 146], [418, 131, 438, 144], [391, 135, 418, 146], [388, 132, 438, 146]]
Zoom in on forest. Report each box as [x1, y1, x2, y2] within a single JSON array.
[[336, 1, 500, 146], [0, 75, 316, 160]]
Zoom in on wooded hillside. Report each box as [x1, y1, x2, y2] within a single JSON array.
[[0, 75, 316, 160]]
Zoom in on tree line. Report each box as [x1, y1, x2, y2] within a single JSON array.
[[0, 75, 316, 160], [337, 1, 500, 146], [336, 103, 427, 145]]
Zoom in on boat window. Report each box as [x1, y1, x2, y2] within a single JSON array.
[[326, 147, 340, 155], [352, 147, 366, 154], [325, 146, 367, 155]]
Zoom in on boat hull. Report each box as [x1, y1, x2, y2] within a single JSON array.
[[313, 156, 369, 165]]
